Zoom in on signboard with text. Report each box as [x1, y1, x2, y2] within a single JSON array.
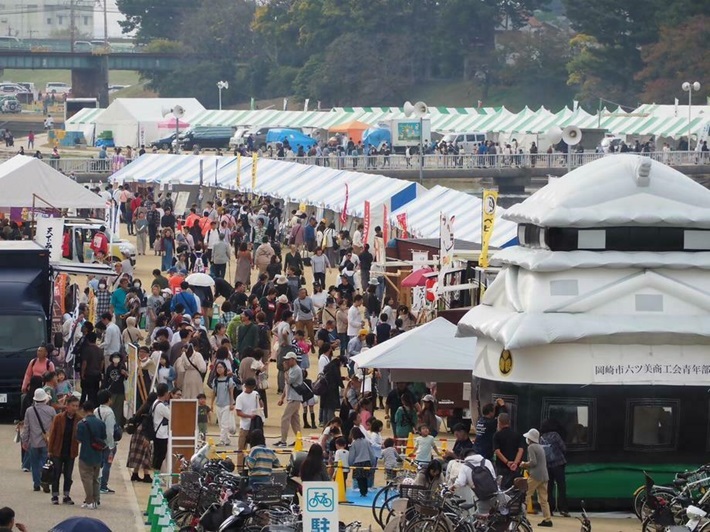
[[302, 481, 338, 532]]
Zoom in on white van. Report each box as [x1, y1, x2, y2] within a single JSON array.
[[45, 82, 71, 96], [441, 131, 487, 152]]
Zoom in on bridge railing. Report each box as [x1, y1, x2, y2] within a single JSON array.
[[12, 150, 709, 176]]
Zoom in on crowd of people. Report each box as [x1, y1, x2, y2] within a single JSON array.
[[9, 181, 575, 524]]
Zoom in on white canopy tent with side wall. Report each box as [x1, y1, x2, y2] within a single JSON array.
[[93, 98, 205, 148]]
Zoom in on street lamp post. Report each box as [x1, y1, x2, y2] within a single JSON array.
[[403, 100, 428, 185], [217, 81, 229, 111], [682, 81, 701, 153]]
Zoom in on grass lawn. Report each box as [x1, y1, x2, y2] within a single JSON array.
[[1, 69, 141, 88]]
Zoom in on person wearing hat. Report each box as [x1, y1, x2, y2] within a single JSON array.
[[275, 352, 303, 447], [520, 428, 552, 527], [21, 388, 56, 492]]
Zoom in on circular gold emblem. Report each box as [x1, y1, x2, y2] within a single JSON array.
[[499, 349, 513, 376]]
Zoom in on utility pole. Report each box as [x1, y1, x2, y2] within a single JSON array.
[[103, 0, 108, 43], [70, 0, 76, 52]]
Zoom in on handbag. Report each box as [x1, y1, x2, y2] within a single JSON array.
[[83, 419, 107, 452], [312, 374, 329, 396], [41, 458, 55, 485], [97, 407, 123, 443], [293, 381, 314, 402], [257, 370, 269, 390], [248, 395, 264, 433]]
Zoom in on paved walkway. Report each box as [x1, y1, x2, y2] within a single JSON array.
[[0, 425, 144, 530]]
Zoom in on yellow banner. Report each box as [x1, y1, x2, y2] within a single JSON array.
[[479, 189, 498, 268], [236, 153, 241, 189], [251, 153, 258, 190]]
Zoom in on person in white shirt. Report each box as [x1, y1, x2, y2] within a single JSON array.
[[451, 448, 498, 510], [151, 384, 171, 472], [99, 313, 122, 366], [235, 378, 263, 468], [204, 221, 221, 252], [347, 295, 365, 338]]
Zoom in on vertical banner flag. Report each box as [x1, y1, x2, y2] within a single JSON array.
[[396, 213, 408, 238], [363, 201, 371, 246], [304, 98, 310, 112], [339, 183, 349, 225], [215, 159, 219, 188], [283, 98, 288, 111], [199, 159, 204, 187], [35, 216, 64, 262], [236, 153, 241, 188], [437, 213, 455, 295], [250, 97, 255, 111], [479, 189, 498, 268], [251, 152, 258, 190]]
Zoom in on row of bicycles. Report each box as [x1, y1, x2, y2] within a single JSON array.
[[165, 449, 368, 532], [633, 464, 710, 532], [369, 459, 580, 532]]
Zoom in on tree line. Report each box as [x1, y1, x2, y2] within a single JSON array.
[[116, 0, 709, 109]]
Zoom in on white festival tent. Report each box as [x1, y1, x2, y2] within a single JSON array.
[[351, 317, 476, 382], [110, 154, 517, 246], [111, 154, 420, 219], [390, 185, 518, 248], [92, 98, 205, 148], [0, 155, 105, 209]]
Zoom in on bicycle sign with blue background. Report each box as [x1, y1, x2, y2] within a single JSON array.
[[303, 481, 339, 532]]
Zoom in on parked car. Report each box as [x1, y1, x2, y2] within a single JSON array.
[[0, 96, 22, 113], [73, 41, 93, 52], [151, 132, 178, 150], [0, 83, 29, 97], [45, 82, 71, 96], [179, 127, 235, 151], [17, 82, 38, 101]]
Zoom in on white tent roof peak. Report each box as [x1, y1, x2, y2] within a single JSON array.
[[0, 155, 105, 209], [503, 154, 710, 228]]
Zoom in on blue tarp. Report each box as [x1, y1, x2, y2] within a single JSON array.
[[362, 127, 391, 148], [265, 128, 317, 149]]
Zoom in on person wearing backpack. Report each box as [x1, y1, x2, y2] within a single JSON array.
[[540, 419, 569, 517], [520, 428, 553, 527], [451, 448, 498, 512], [150, 384, 171, 472]]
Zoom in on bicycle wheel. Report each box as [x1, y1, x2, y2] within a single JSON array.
[[510, 519, 533, 532], [380, 491, 404, 526], [639, 489, 676, 521], [372, 484, 396, 528], [404, 516, 451, 532], [632, 486, 646, 519]]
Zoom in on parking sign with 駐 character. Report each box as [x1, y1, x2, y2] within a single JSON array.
[[303, 481, 338, 532]]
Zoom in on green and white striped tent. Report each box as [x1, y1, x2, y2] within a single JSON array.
[[66, 103, 710, 145]]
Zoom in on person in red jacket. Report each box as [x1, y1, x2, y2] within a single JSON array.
[[90, 226, 109, 262]]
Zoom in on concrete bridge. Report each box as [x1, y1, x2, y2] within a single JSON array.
[[0, 50, 182, 106]]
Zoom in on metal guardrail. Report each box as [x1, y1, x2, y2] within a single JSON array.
[[17, 151, 710, 176]]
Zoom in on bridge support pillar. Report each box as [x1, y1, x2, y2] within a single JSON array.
[[71, 56, 109, 106]]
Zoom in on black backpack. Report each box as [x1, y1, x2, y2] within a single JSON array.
[[465, 458, 498, 501], [141, 401, 160, 441]]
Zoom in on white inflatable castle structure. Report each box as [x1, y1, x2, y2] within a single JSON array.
[[458, 154, 710, 386]]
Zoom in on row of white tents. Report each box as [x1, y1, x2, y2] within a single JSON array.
[[110, 153, 518, 248], [67, 98, 710, 149]]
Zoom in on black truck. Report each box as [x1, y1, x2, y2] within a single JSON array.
[[0, 241, 52, 412]]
